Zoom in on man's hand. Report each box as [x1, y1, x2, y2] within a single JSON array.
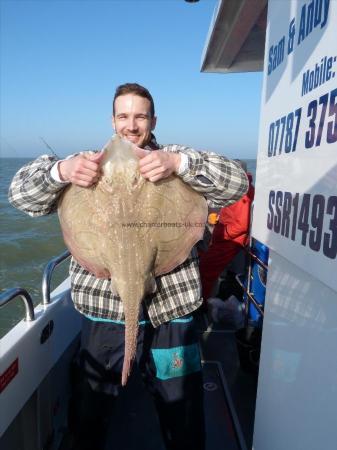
[[133, 147, 181, 182], [58, 151, 105, 187]]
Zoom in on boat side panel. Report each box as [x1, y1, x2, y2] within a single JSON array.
[[254, 249, 337, 450], [0, 280, 81, 437]]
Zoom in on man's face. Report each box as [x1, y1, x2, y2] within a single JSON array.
[[112, 94, 156, 148]]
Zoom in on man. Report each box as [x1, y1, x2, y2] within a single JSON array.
[[9, 83, 248, 450]]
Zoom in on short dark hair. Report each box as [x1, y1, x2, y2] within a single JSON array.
[[113, 83, 155, 117]]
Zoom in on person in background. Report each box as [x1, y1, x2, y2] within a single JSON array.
[[8, 83, 248, 450], [199, 161, 254, 301]]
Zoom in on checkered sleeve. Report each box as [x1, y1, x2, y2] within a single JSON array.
[[8, 155, 68, 217], [163, 145, 248, 208]]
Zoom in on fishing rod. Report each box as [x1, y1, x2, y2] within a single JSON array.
[[39, 137, 59, 158], [1, 137, 19, 157]]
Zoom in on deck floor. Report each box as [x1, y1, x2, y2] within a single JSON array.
[[60, 314, 258, 450]]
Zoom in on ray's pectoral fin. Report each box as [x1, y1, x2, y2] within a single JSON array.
[[146, 275, 157, 294], [109, 278, 119, 296], [154, 222, 205, 276]]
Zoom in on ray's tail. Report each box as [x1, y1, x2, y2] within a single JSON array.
[[121, 302, 141, 386], [112, 277, 147, 386]]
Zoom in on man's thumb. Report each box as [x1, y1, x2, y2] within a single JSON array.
[[132, 146, 151, 159], [86, 150, 105, 162]]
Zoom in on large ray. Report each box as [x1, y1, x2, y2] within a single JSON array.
[[58, 136, 208, 385]]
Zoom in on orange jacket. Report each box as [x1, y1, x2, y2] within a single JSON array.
[[212, 175, 254, 247]]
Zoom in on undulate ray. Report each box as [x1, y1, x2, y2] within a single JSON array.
[[58, 136, 208, 385]]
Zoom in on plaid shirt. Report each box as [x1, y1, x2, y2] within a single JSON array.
[[8, 139, 248, 327]]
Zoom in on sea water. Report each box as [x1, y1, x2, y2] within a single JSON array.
[[0, 158, 67, 337]]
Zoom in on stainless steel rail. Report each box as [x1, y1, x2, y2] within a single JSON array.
[[247, 249, 268, 272], [234, 243, 269, 320], [0, 287, 35, 321], [42, 250, 71, 305], [235, 273, 265, 318]]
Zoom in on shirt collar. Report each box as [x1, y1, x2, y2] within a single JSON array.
[[144, 133, 161, 151]]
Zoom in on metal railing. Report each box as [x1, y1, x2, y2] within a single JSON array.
[[42, 250, 71, 305], [235, 273, 265, 318], [235, 245, 269, 319], [247, 249, 268, 271], [0, 287, 35, 321], [0, 250, 71, 328]]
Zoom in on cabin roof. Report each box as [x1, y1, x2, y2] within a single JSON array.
[[201, 0, 268, 73]]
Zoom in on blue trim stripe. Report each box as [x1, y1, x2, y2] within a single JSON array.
[[85, 315, 150, 326], [85, 315, 193, 326], [170, 316, 193, 324], [151, 343, 201, 380]]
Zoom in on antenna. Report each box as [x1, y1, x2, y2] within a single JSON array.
[[39, 137, 59, 158]]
